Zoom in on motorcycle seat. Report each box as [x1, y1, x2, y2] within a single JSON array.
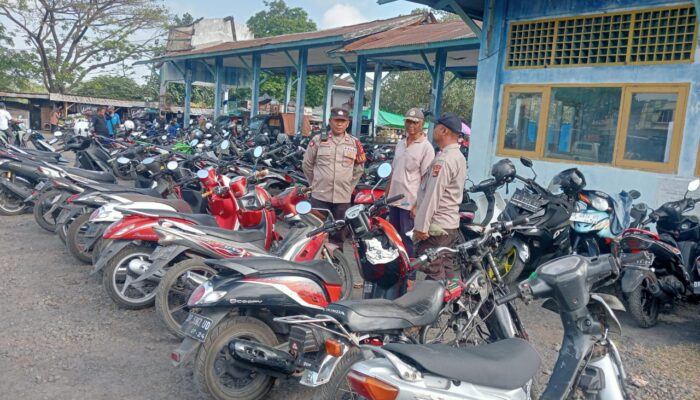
[[117, 194, 192, 213], [127, 209, 219, 226], [383, 338, 540, 390], [62, 166, 116, 183], [324, 281, 444, 332], [83, 183, 161, 197], [206, 257, 342, 285], [196, 225, 267, 243]]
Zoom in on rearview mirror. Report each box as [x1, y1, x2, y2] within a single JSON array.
[[53, 131, 63, 138], [689, 179, 700, 192], [166, 161, 178, 171], [253, 146, 263, 158], [520, 157, 533, 168], [161, 135, 167, 141], [196, 169, 209, 179], [628, 190, 641, 200], [377, 163, 392, 179], [142, 157, 155, 165], [205, 134, 212, 138], [196, 143, 204, 149], [220, 140, 230, 150], [117, 157, 130, 165], [204, 139, 212, 146], [295, 201, 312, 215], [189, 139, 199, 146]]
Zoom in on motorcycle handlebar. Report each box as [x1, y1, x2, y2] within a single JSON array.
[[385, 194, 404, 205], [495, 290, 520, 306], [306, 220, 346, 238]]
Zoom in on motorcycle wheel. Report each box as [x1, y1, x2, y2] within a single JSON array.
[[0, 183, 28, 216], [66, 213, 94, 264], [626, 278, 660, 328], [194, 316, 277, 400], [493, 245, 526, 285], [33, 189, 61, 232], [57, 221, 68, 244], [102, 245, 158, 309], [155, 258, 215, 338], [330, 249, 354, 301], [419, 298, 515, 345], [311, 347, 364, 400]]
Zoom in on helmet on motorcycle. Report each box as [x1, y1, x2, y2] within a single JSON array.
[[490, 159, 516, 183], [205, 122, 213, 130], [548, 168, 586, 195], [123, 120, 135, 131]]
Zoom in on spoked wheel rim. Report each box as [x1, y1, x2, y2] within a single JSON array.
[[111, 251, 158, 303], [212, 334, 266, 394], [168, 268, 216, 326], [0, 183, 25, 212]]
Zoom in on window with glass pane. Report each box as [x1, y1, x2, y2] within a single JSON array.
[[503, 92, 541, 152], [623, 92, 678, 163], [545, 87, 622, 163]]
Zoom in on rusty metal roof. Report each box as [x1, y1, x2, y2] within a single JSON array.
[[339, 19, 479, 53], [158, 13, 430, 60]]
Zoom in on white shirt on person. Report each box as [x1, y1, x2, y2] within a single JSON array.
[[0, 109, 12, 130]]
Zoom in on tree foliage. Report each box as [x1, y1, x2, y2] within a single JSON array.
[[75, 75, 144, 100], [246, 0, 324, 108], [172, 12, 195, 27], [380, 71, 475, 122], [0, 24, 39, 91], [0, 0, 169, 93]]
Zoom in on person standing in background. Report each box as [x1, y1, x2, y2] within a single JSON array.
[[50, 107, 61, 133], [91, 107, 109, 136]]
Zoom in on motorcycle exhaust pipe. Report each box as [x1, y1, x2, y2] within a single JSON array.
[[228, 339, 296, 377], [0, 179, 34, 201]]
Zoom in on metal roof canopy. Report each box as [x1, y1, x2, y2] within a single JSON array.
[[137, 12, 480, 135]]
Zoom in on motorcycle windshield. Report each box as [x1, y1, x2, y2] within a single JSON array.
[[609, 191, 633, 236]]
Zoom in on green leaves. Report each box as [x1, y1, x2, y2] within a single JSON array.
[[75, 75, 145, 101], [246, 0, 317, 39], [0, 24, 39, 92]]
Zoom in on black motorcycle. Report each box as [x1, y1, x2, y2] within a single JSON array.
[[618, 179, 700, 328]]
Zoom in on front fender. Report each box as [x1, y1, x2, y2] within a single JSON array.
[[132, 245, 189, 283], [91, 239, 136, 274], [503, 237, 530, 263], [620, 268, 654, 294]]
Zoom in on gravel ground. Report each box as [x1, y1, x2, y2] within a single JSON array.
[[1, 212, 699, 399]]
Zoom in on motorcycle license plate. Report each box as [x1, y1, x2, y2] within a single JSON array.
[[182, 313, 213, 343], [570, 213, 600, 224], [510, 190, 542, 213], [620, 251, 654, 268]]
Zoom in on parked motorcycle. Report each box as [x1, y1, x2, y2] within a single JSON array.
[[618, 179, 700, 328]]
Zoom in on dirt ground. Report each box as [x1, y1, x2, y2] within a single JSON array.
[[1, 212, 699, 399]]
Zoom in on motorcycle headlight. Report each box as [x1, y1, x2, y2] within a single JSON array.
[[591, 197, 609, 212]]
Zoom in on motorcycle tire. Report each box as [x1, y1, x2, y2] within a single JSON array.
[[57, 221, 68, 244], [194, 316, 277, 400], [330, 249, 354, 301], [102, 244, 158, 309], [0, 185, 28, 216], [311, 347, 364, 400], [494, 244, 526, 285], [33, 189, 61, 232], [155, 258, 214, 339], [626, 279, 660, 328], [66, 213, 94, 264]]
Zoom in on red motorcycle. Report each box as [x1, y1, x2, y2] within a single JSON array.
[[93, 166, 275, 309]]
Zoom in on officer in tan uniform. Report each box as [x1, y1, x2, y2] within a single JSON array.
[[302, 107, 366, 244], [413, 113, 468, 280]]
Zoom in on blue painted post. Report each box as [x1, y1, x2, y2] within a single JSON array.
[[428, 49, 447, 142], [284, 67, 293, 113], [371, 62, 383, 137], [251, 53, 261, 117], [214, 57, 223, 119], [323, 65, 334, 125], [294, 48, 308, 134], [351, 55, 367, 136], [183, 61, 193, 128]]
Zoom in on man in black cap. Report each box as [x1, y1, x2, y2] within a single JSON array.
[[302, 107, 366, 245], [413, 112, 468, 280]]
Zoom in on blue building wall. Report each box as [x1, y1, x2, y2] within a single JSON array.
[[470, 0, 700, 207]]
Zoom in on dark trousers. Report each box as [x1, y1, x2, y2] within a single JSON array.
[[309, 197, 350, 246], [389, 206, 416, 280], [50, 124, 58, 133], [415, 229, 459, 281]]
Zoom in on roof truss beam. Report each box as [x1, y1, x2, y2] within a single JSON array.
[[447, 0, 482, 38]]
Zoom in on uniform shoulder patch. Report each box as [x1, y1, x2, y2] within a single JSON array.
[[432, 164, 442, 177]]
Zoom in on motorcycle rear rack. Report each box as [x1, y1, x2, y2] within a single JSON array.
[[273, 314, 356, 343]]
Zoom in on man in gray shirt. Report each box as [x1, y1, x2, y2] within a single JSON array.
[[386, 108, 435, 284], [413, 113, 468, 280]]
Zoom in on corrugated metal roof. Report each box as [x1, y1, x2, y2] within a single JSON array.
[[158, 13, 429, 60], [339, 20, 479, 53], [0, 91, 50, 100], [49, 93, 147, 108], [166, 106, 214, 116]]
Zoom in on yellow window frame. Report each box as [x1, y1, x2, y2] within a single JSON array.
[[497, 83, 690, 173]]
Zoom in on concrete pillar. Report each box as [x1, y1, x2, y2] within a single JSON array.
[[214, 57, 224, 118], [427, 49, 447, 142], [370, 63, 383, 137], [284, 68, 293, 113], [351, 55, 367, 136], [323, 65, 334, 126], [251, 53, 261, 117], [158, 64, 167, 109], [294, 48, 308, 134], [183, 61, 193, 128]]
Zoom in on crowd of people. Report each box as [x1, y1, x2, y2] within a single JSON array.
[[303, 106, 469, 290]]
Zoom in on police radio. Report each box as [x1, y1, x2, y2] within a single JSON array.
[[321, 124, 330, 142]]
